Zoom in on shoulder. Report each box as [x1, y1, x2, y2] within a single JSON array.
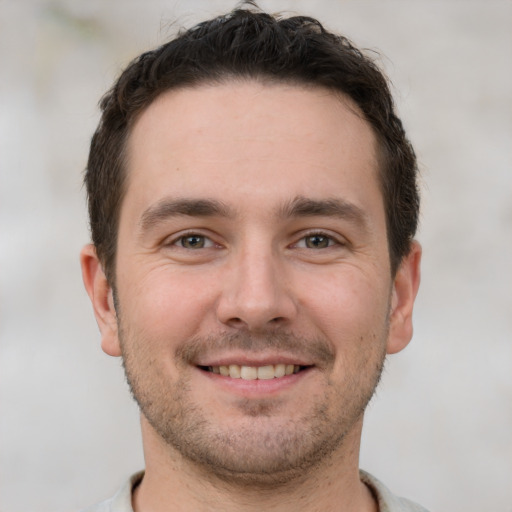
[[360, 470, 430, 512], [81, 472, 144, 512]]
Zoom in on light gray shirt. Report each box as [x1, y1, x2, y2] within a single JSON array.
[[83, 470, 429, 512]]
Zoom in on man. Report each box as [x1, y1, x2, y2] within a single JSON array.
[[80, 4, 424, 511]]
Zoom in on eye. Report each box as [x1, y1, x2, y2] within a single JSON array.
[[175, 234, 214, 249], [305, 234, 331, 249], [296, 233, 338, 249]]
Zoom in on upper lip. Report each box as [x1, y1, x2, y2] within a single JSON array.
[[194, 352, 314, 368]]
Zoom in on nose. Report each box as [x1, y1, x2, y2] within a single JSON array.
[[215, 244, 298, 332]]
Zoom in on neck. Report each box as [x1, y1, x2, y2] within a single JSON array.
[[133, 417, 377, 512]]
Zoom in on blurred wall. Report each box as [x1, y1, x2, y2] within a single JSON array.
[[1, 1, 511, 510]]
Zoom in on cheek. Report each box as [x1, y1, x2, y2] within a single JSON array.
[[296, 265, 390, 345], [117, 265, 220, 343], [301, 266, 389, 320]]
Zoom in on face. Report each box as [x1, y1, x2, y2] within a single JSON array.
[[82, 81, 420, 484]]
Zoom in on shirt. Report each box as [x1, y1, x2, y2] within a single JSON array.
[[83, 470, 429, 512]]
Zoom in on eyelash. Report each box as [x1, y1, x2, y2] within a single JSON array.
[[293, 231, 342, 249], [166, 230, 343, 251], [170, 232, 217, 249]]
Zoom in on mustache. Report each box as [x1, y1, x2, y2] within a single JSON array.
[[176, 331, 335, 367]]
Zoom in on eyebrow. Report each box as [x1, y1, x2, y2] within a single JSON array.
[[139, 198, 233, 232], [139, 195, 369, 233], [279, 196, 369, 228]]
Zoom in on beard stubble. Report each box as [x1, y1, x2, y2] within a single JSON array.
[[119, 325, 387, 487]]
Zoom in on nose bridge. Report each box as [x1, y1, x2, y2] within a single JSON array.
[[216, 235, 295, 330]]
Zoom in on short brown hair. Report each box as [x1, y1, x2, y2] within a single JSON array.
[[85, 5, 419, 283]]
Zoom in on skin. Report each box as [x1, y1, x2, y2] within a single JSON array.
[[81, 81, 421, 512]]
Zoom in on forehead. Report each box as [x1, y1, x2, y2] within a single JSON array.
[[123, 81, 382, 221]]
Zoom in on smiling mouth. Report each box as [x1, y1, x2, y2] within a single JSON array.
[[199, 364, 309, 380]]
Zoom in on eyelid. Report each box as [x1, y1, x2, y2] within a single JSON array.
[[163, 230, 219, 249], [292, 229, 346, 249]]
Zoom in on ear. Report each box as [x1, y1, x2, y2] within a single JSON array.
[[80, 244, 122, 357], [386, 241, 422, 355]]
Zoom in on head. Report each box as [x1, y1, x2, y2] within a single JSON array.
[[81, 4, 422, 487], [85, 4, 419, 286]]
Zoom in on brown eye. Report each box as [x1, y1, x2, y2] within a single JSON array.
[[179, 235, 206, 249], [304, 235, 331, 249]]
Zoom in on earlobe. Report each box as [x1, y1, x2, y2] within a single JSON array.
[[386, 241, 422, 355], [80, 244, 122, 357]]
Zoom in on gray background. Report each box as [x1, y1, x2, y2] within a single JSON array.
[[1, 1, 511, 511]]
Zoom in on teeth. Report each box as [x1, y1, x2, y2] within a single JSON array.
[[208, 364, 302, 379], [274, 364, 286, 378], [240, 366, 258, 380], [257, 365, 275, 380], [229, 365, 241, 378]]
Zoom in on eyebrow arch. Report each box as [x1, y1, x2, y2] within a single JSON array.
[[279, 196, 369, 228], [139, 198, 233, 232]]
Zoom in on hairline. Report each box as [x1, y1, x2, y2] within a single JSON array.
[[106, 75, 401, 285]]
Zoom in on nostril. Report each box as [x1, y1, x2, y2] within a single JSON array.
[[225, 317, 246, 328], [223, 316, 287, 331]]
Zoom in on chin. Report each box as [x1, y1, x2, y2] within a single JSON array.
[[144, 399, 357, 488]]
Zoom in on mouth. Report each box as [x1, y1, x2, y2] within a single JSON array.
[[198, 364, 310, 380]]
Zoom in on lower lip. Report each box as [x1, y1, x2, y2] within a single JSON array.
[[197, 367, 313, 397]]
